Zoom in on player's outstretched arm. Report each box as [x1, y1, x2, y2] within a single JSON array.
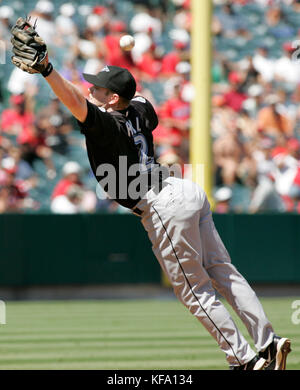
[[10, 17, 87, 123], [43, 69, 87, 123]]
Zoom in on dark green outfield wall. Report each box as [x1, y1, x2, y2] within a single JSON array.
[[0, 214, 299, 286], [213, 214, 300, 283], [0, 214, 160, 286]]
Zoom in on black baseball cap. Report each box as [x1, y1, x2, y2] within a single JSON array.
[[83, 65, 136, 100]]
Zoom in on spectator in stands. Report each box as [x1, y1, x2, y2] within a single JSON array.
[[130, 8, 163, 68], [281, 137, 300, 211], [274, 42, 300, 85], [157, 147, 184, 178], [51, 162, 96, 213], [2, 0, 300, 214], [257, 94, 294, 138], [101, 20, 135, 71], [290, 165, 300, 212], [51, 161, 83, 200], [172, 0, 191, 32], [265, 5, 295, 39], [271, 138, 299, 207], [291, 0, 300, 12], [0, 94, 34, 136], [76, 26, 99, 62], [7, 65, 40, 97], [37, 97, 73, 155], [212, 55, 231, 87], [214, 186, 233, 214], [238, 56, 260, 91], [213, 126, 244, 187], [161, 39, 188, 77], [156, 80, 190, 159], [29, 0, 57, 46], [236, 141, 258, 189], [50, 184, 85, 214], [0, 169, 27, 213], [55, 3, 77, 47], [252, 47, 275, 84], [161, 28, 190, 77], [15, 112, 57, 180], [241, 84, 264, 120], [38, 96, 72, 126], [130, 8, 163, 41], [135, 42, 163, 80], [222, 71, 248, 113], [214, 2, 241, 37], [0, 5, 14, 45], [3, 146, 37, 185], [287, 136, 300, 162], [249, 136, 286, 213]]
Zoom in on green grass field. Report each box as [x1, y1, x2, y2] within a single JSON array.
[[0, 297, 299, 370]]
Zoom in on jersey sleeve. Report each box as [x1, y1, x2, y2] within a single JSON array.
[[131, 96, 159, 132], [76, 100, 119, 145]]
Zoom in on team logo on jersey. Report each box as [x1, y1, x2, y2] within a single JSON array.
[[101, 66, 110, 72], [132, 96, 146, 103]]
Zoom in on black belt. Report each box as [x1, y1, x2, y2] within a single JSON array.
[[132, 207, 143, 216]]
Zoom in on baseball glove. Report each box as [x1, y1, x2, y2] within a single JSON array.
[[11, 17, 52, 76]]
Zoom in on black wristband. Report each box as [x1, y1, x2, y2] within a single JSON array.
[[42, 62, 53, 78]]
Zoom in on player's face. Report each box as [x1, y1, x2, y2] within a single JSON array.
[[88, 85, 113, 108]]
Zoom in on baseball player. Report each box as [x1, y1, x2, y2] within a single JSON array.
[[10, 17, 291, 370]]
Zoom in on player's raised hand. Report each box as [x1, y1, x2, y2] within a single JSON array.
[[10, 17, 53, 77]]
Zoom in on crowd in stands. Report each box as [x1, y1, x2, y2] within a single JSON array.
[[0, 0, 300, 214], [212, 0, 300, 213]]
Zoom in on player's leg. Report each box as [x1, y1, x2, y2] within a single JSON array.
[[198, 196, 275, 353], [140, 177, 258, 367]]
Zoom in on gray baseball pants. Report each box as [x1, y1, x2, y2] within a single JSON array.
[[134, 176, 274, 366]]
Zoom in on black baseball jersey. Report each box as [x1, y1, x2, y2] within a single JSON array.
[[77, 96, 160, 209]]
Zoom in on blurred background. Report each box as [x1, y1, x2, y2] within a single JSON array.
[[0, 1, 299, 371], [1, 0, 300, 215], [0, 0, 300, 296]]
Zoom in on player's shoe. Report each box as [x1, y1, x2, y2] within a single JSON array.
[[230, 355, 267, 370], [259, 335, 291, 370]]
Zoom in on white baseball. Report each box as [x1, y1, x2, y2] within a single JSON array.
[[119, 35, 135, 51]]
